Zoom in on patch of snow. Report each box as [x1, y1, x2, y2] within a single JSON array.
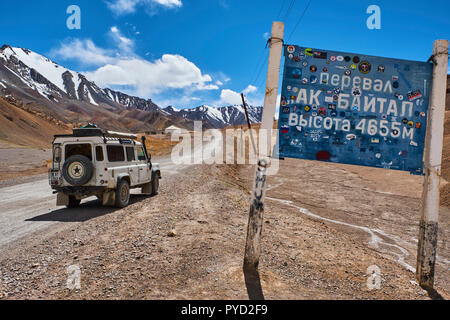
[[86, 88, 98, 106], [11, 47, 74, 94], [3, 65, 33, 88], [107, 90, 118, 103], [0, 46, 16, 61], [33, 82, 52, 100], [203, 105, 225, 123], [106, 89, 113, 101]]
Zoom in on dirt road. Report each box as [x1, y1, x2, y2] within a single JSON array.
[[0, 139, 222, 250]]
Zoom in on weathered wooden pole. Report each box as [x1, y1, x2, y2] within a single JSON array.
[[243, 21, 284, 272], [416, 39, 449, 289]]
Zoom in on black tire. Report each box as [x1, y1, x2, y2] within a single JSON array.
[[151, 172, 160, 196], [62, 155, 93, 186], [115, 179, 130, 208], [67, 196, 81, 208]]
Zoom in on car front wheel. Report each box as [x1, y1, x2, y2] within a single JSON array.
[[115, 179, 130, 208], [151, 172, 160, 196]]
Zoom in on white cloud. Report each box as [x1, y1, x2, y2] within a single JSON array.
[[85, 54, 216, 97], [220, 89, 242, 105], [107, 0, 139, 14], [197, 83, 220, 90], [220, 85, 259, 105], [211, 72, 231, 85], [263, 32, 270, 40], [243, 85, 257, 95], [153, 0, 182, 8], [50, 39, 116, 66], [50, 25, 226, 106], [107, 0, 182, 15], [51, 26, 135, 66], [110, 26, 134, 53]]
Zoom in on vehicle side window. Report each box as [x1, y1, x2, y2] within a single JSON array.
[[136, 147, 146, 161], [126, 146, 135, 161], [107, 145, 125, 162], [96, 146, 104, 162]]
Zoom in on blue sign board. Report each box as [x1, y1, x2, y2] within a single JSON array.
[[276, 45, 433, 174]]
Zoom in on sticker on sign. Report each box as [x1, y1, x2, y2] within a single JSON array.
[[276, 45, 433, 174]]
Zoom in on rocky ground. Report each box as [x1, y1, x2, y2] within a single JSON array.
[[0, 147, 51, 182], [0, 159, 447, 300]]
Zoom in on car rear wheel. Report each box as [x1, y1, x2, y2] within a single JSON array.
[[115, 179, 130, 208]]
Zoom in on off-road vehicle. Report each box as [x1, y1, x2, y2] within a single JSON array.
[[48, 127, 161, 208]]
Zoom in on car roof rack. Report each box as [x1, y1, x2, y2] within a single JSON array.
[[54, 128, 138, 140]]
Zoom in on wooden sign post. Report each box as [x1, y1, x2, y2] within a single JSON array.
[[243, 21, 284, 273], [416, 39, 449, 289], [243, 22, 448, 292]]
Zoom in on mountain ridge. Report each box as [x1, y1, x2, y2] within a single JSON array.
[[0, 44, 263, 132]]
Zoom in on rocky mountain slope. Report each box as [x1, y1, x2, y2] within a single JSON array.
[[0, 45, 197, 140]]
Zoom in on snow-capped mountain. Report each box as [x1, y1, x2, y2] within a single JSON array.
[[0, 44, 263, 130], [164, 104, 263, 128], [0, 44, 159, 112]]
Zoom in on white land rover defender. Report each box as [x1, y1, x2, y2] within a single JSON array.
[[48, 127, 161, 208]]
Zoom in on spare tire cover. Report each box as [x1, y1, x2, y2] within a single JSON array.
[[62, 155, 94, 186]]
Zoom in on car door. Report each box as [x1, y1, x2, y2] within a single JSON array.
[[136, 146, 151, 184], [125, 146, 139, 186]]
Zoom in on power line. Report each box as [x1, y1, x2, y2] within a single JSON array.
[[287, 0, 313, 42], [253, 51, 270, 88], [254, 0, 297, 88], [248, 0, 288, 88], [249, 49, 267, 86], [276, 0, 287, 20], [282, 0, 297, 22]]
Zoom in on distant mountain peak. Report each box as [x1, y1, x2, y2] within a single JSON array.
[[164, 104, 262, 128], [0, 45, 159, 111]]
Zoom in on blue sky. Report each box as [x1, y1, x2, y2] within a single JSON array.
[[0, 0, 449, 109]]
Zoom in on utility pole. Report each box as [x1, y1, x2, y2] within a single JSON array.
[[243, 21, 284, 272], [416, 39, 449, 289], [241, 93, 257, 156]]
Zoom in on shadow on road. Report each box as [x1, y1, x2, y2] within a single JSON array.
[[26, 194, 149, 223], [243, 266, 265, 300]]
